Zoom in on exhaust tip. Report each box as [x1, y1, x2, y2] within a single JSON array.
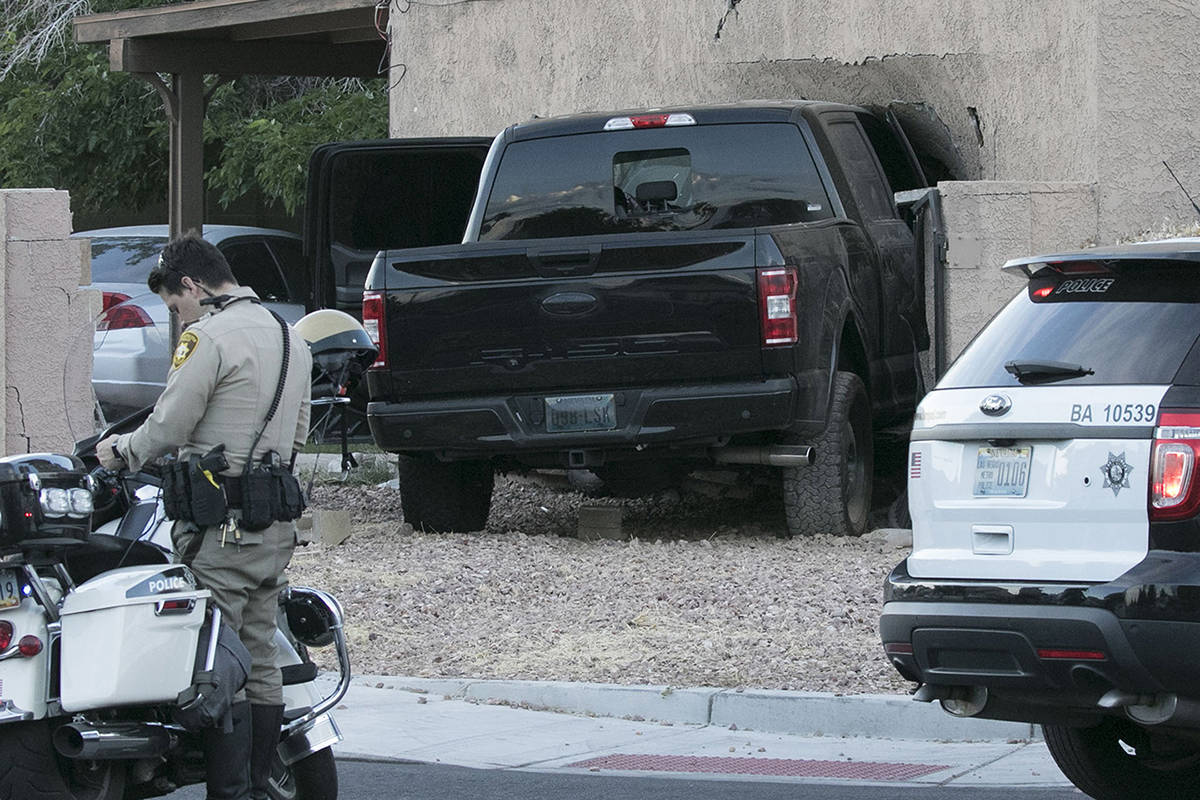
[[52, 724, 85, 758], [939, 686, 989, 718]]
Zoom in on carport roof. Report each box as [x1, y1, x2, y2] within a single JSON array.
[[73, 0, 389, 79]]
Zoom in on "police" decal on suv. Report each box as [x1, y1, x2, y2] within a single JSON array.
[[1054, 277, 1115, 295]]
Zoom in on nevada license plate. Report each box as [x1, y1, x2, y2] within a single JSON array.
[[0, 568, 22, 610], [545, 394, 617, 433], [973, 446, 1032, 497]]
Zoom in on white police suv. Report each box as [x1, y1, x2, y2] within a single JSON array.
[[879, 240, 1200, 800]]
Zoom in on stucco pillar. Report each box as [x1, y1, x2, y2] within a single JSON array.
[[0, 190, 97, 454]]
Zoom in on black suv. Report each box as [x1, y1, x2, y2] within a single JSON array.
[[879, 240, 1200, 800]]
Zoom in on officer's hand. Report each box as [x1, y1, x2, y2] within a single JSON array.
[[96, 435, 124, 471]]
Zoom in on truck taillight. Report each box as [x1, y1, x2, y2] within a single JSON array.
[[603, 113, 696, 130], [361, 291, 387, 369], [1150, 410, 1200, 520], [757, 267, 797, 347]]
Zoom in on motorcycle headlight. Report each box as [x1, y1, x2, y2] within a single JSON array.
[[68, 488, 93, 517], [39, 488, 69, 517]]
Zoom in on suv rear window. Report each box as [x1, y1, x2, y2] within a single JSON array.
[[479, 123, 833, 240], [941, 263, 1200, 388]]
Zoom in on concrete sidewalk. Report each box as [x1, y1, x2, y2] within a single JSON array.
[[320, 675, 1071, 788]]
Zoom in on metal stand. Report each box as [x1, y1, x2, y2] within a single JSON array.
[[311, 396, 356, 473]]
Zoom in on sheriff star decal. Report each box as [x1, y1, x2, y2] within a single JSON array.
[[172, 331, 199, 370], [1101, 451, 1133, 497]]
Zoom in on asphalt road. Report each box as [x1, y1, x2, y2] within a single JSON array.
[[174, 758, 1081, 800]]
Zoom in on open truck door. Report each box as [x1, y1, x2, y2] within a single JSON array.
[[303, 137, 492, 314]]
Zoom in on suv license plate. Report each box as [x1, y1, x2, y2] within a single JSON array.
[[0, 568, 22, 610], [973, 446, 1032, 497], [545, 394, 617, 433]]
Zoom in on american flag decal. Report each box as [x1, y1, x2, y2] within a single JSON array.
[[910, 451, 922, 479]]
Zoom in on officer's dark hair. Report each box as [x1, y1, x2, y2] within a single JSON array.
[[147, 231, 237, 294]]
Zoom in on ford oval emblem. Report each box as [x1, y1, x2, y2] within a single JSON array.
[[540, 292, 598, 316], [980, 394, 1011, 416]]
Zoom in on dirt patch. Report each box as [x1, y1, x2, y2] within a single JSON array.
[[293, 475, 913, 695]]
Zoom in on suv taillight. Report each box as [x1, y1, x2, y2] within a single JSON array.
[[361, 291, 387, 369], [758, 267, 797, 347], [1150, 410, 1200, 520]]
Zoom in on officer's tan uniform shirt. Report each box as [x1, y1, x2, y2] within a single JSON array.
[[115, 286, 312, 476]]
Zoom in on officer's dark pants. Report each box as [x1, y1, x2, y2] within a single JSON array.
[[174, 520, 297, 704]]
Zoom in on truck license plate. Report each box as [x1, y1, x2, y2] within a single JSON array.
[[0, 569, 22, 610], [545, 394, 617, 433], [973, 446, 1032, 497]]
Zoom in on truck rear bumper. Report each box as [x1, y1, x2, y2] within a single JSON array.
[[367, 378, 795, 458]]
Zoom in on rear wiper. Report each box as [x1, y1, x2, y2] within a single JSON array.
[[1004, 360, 1095, 384]]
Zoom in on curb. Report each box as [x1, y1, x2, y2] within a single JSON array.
[[349, 675, 1039, 742]]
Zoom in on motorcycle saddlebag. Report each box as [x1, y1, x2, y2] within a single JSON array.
[[59, 565, 209, 712]]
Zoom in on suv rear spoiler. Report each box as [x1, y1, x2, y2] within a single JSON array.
[[1004, 239, 1200, 278]]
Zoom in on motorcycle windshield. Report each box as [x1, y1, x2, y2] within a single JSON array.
[[65, 291, 170, 446]]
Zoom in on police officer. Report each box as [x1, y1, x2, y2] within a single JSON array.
[[97, 233, 312, 800]]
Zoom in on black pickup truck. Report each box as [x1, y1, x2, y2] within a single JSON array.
[[304, 101, 937, 535]]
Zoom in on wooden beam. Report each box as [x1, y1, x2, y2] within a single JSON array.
[[74, 0, 380, 44], [110, 37, 384, 79], [227, 8, 383, 41]]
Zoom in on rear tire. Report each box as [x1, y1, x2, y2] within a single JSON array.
[[0, 720, 125, 800], [1043, 719, 1200, 800], [886, 488, 911, 529], [781, 371, 873, 537], [396, 456, 494, 532], [269, 746, 337, 800]]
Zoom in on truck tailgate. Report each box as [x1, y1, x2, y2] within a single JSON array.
[[377, 234, 764, 397]]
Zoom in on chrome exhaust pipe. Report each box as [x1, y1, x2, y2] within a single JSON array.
[[53, 722, 173, 760], [1117, 693, 1200, 727], [709, 445, 813, 467]]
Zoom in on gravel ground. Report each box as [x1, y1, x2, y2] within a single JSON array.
[[293, 471, 913, 695]]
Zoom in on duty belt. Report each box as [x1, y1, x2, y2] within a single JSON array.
[[218, 476, 245, 509]]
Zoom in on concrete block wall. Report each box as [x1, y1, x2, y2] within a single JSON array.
[[933, 181, 1099, 368], [0, 189, 96, 454]]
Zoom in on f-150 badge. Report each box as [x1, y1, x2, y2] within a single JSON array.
[[1101, 452, 1133, 496]]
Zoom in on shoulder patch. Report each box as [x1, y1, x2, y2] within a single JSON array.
[[172, 331, 200, 369]]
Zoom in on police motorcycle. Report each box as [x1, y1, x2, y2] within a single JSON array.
[[0, 306, 376, 799]]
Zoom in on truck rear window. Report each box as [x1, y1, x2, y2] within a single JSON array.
[[940, 263, 1200, 388], [479, 123, 833, 240]]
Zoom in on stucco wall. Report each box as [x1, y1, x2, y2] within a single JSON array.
[[387, 0, 1197, 370], [0, 190, 96, 454], [388, 0, 1198, 239]]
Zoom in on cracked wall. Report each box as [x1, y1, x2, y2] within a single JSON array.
[[388, 0, 1200, 239], [0, 190, 96, 454]]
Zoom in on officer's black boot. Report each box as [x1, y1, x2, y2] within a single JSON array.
[[202, 700, 251, 800], [249, 703, 285, 800]]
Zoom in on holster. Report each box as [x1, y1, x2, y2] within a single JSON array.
[[160, 445, 229, 527]]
